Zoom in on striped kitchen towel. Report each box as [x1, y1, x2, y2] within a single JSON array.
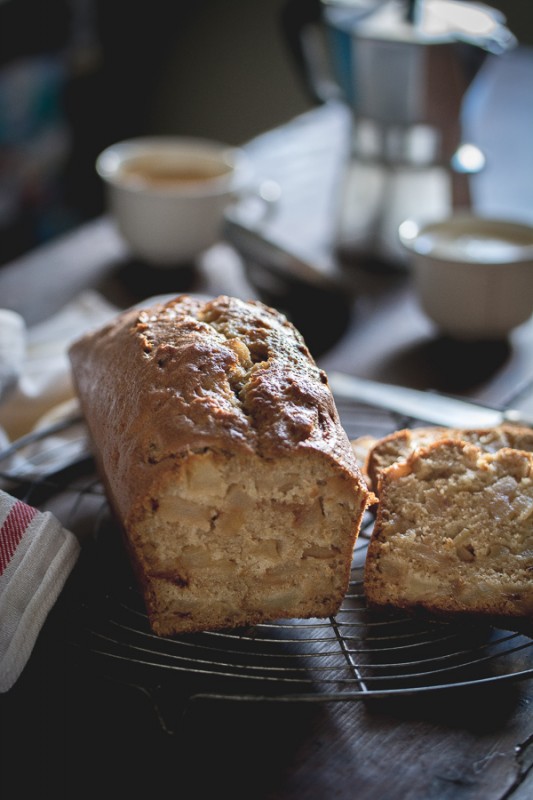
[[0, 489, 80, 692]]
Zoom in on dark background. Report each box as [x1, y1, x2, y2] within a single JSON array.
[[0, 0, 311, 265], [0, 0, 531, 266]]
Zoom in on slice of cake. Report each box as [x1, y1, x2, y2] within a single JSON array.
[[364, 438, 533, 624]]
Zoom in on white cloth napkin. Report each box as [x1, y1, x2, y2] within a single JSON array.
[[0, 291, 118, 442], [0, 291, 119, 691], [0, 489, 80, 692]]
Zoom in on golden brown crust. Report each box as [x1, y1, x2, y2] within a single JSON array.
[[69, 294, 371, 635], [358, 424, 533, 494], [70, 295, 362, 522]]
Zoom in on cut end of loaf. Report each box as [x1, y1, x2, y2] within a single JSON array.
[[128, 450, 368, 635]]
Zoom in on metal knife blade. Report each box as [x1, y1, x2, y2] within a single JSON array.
[[223, 216, 352, 291], [327, 371, 533, 429]]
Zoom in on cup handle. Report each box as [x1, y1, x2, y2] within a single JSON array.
[[228, 179, 282, 227]]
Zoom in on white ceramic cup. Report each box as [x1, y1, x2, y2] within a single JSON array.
[[399, 214, 533, 340], [96, 136, 268, 267]]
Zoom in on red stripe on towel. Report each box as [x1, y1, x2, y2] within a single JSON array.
[[0, 501, 38, 576]]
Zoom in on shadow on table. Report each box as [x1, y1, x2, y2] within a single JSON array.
[[373, 335, 512, 395], [108, 258, 199, 302]]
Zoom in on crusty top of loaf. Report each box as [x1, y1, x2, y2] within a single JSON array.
[[360, 423, 533, 493], [69, 294, 365, 520]]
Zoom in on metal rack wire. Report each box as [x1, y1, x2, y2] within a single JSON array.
[[2, 397, 533, 718]]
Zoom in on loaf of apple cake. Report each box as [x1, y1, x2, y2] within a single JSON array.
[[69, 294, 372, 635]]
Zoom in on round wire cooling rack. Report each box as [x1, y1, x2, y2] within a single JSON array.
[[2, 401, 533, 712]]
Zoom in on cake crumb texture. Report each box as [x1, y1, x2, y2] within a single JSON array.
[[364, 439, 533, 622]]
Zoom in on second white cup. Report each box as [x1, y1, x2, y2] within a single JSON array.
[[399, 214, 533, 340]]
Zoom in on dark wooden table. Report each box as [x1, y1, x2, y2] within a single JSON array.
[[1, 47, 533, 800]]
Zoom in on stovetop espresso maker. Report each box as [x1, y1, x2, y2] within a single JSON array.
[[284, 0, 516, 267]]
